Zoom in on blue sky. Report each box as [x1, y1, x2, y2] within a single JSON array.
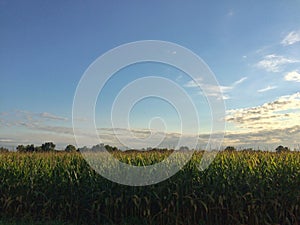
[[1, 0, 300, 149]]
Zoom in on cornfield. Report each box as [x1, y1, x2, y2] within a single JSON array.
[[0, 151, 299, 225]]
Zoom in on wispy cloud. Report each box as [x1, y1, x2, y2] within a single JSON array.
[[0, 110, 83, 148], [0, 110, 70, 130], [257, 85, 277, 93], [0, 138, 14, 143], [227, 9, 234, 17], [175, 74, 183, 82], [34, 125, 74, 135], [184, 76, 247, 100], [256, 54, 299, 72], [184, 78, 203, 88], [73, 117, 88, 122], [39, 112, 68, 121], [233, 77, 248, 86], [284, 70, 300, 82], [281, 30, 300, 46]]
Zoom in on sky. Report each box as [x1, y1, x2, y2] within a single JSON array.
[[1, 0, 300, 150]]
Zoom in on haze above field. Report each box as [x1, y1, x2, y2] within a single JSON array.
[[1, 1, 300, 149]]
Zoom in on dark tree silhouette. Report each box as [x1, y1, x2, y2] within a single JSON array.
[[104, 144, 118, 152], [65, 144, 77, 152], [0, 147, 9, 152], [275, 145, 290, 153], [41, 142, 55, 152], [17, 145, 26, 152], [224, 146, 236, 151]]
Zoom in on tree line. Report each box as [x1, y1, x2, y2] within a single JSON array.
[[224, 145, 291, 153], [0, 143, 120, 153], [0, 143, 294, 153], [15, 142, 78, 153]]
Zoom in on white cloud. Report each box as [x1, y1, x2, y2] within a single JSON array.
[[256, 54, 299, 72], [194, 84, 230, 100], [284, 70, 300, 82], [233, 77, 247, 86], [185, 76, 247, 100], [226, 92, 300, 130], [257, 85, 277, 93], [222, 95, 231, 100], [281, 31, 300, 46]]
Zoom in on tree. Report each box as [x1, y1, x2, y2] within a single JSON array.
[[179, 146, 189, 151], [78, 146, 89, 152], [25, 144, 35, 152], [17, 145, 26, 152], [34, 146, 42, 152], [0, 147, 9, 153], [41, 142, 55, 152], [224, 146, 236, 151], [104, 144, 118, 152], [65, 144, 77, 152], [91, 144, 104, 151], [17, 144, 34, 152], [275, 145, 290, 153]]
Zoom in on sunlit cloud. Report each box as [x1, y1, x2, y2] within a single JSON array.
[[226, 92, 300, 130], [224, 92, 300, 147], [284, 70, 300, 82]]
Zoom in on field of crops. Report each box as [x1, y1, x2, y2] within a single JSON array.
[[0, 151, 299, 225]]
